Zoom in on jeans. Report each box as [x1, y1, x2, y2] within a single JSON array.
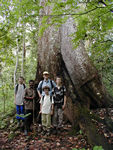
[[16, 105, 24, 120]]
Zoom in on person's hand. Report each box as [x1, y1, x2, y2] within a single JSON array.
[[40, 95, 42, 99], [62, 105, 66, 110], [14, 100, 16, 105], [51, 110, 54, 115], [31, 96, 34, 99], [24, 101, 26, 104], [39, 111, 42, 114]]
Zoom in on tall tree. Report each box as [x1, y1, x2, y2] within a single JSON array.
[[36, 0, 113, 149]]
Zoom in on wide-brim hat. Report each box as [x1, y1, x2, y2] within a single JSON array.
[[43, 71, 49, 75], [42, 86, 50, 91]]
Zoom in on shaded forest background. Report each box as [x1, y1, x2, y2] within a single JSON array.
[[0, 0, 113, 128]]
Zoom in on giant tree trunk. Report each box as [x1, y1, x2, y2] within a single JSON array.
[[61, 17, 112, 109], [36, 1, 113, 149]]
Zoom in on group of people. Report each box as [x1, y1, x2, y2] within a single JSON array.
[[14, 71, 67, 136]]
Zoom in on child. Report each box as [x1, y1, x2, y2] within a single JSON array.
[[52, 76, 67, 134], [14, 76, 26, 128], [39, 86, 54, 136], [24, 80, 35, 135]]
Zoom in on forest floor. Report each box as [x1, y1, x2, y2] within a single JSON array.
[[0, 108, 113, 150]]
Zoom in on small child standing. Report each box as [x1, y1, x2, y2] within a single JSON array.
[[24, 80, 35, 135], [40, 86, 54, 136], [52, 76, 67, 134]]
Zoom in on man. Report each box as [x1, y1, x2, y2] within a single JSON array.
[[23, 80, 35, 135], [37, 71, 56, 132], [52, 76, 67, 134], [14, 76, 26, 127], [37, 71, 56, 98]]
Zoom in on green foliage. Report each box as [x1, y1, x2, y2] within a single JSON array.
[[79, 130, 83, 135], [0, 0, 39, 116], [93, 146, 104, 150], [72, 145, 103, 150], [0, 108, 15, 129]]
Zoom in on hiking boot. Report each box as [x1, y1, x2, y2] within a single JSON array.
[[52, 127, 57, 135], [38, 125, 42, 133], [24, 130, 28, 136], [46, 131, 51, 136], [60, 127, 64, 132], [57, 130, 61, 135], [52, 129, 57, 135], [41, 130, 46, 136], [57, 128, 61, 135]]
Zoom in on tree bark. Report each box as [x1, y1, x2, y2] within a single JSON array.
[[14, 39, 19, 87], [21, 31, 26, 77], [36, 1, 113, 149], [60, 17, 112, 109]]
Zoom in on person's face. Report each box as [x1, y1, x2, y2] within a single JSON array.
[[43, 74, 49, 80], [56, 78, 62, 85], [29, 82, 34, 89], [18, 78, 24, 84], [44, 88, 49, 95]]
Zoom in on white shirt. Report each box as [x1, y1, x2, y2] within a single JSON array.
[[15, 84, 24, 105], [40, 95, 54, 114]]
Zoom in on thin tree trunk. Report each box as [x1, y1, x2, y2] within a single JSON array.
[[2, 84, 5, 113], [21, 31, 25, 77], [1, 77, 6, 113], [14, 39, 19, 87]]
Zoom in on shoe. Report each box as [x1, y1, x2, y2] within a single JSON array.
[[60, 127, 64, 132], [41, 130, 46, 136], [52, 129, 57, 135], [57, 129, 61, 135], [52, 127, 57, 135], [46, 131, 50, 136], [38, 125, 42, 133], [57, 130, 61, 134], [24, 130, 28, 136]]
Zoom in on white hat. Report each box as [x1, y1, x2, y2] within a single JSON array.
[[43, 71, 49, 75]]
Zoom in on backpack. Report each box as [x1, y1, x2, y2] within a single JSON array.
[[15, 84, 26, 94], [39, 80, 54, 94], [42, 95, 53, 103]]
